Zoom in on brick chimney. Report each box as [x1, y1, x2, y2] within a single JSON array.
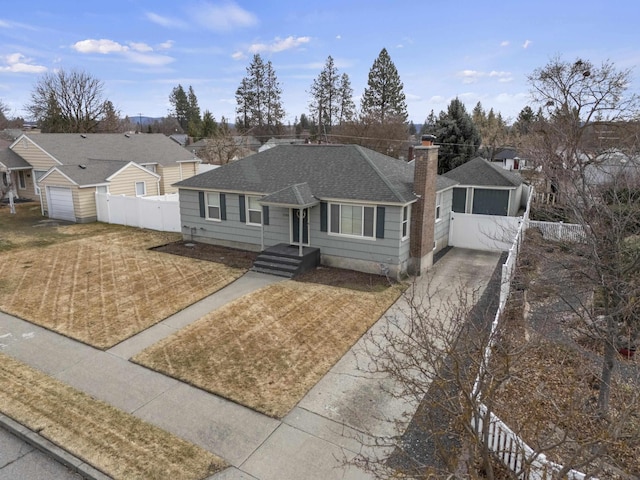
[[409, 135, 438, 275]]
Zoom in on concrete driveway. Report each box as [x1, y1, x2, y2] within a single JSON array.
[[0, 248, 502, 480]]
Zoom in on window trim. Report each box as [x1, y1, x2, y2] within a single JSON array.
[[401, 205, 410, 240], [246, 195, 262, 226], [205, 192, 221, 221], [135, 181, 146, 197], [435, 192, 442, 222], [328, 202, 376, 240]]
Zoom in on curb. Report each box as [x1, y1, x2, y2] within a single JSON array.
[[0, 413, 111, 480]]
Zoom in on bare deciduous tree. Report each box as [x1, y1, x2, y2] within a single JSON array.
[[522, 56, 640, 416], [26, 69, 113, 133]]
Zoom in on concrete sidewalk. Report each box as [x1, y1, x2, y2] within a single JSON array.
[[0, 249, 501, 480]]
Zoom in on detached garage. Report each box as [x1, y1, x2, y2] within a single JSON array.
[[38, 160, 160, 223], [46, 186, 76, 222], [444, 157, 525, 217]]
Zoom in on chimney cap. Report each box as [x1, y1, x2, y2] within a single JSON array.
[[420, 134, 436, 146]]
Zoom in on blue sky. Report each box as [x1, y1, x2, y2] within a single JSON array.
[[1, 0, 638, 126]]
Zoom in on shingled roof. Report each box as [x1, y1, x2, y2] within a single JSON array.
[[16, 133, 198, 166], [176, 144, 423, 204], [443, 156, 522, 187], [0, 147, 30, 170], [42, 159, 159, 187]]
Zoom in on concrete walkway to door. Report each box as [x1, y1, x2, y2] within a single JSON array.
[[0, 248, 502, 480]]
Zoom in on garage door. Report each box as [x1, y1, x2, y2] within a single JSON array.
[[472, 189, 509, 216], [47, 186, 76, 222]]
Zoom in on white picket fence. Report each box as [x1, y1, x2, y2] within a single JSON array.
[[95, 192, 180, 232], [528, 220, 587, 243], [471, 188, 591, 479]]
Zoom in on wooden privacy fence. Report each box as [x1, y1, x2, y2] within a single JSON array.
[[96, 192, 180, 232]]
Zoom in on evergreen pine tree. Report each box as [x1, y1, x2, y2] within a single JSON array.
[[235, 54, 285, 140], [361, 48, 408, 123], [435, 97, 481, 173], [169, 85, 189, 132]]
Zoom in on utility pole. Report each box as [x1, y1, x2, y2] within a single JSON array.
[[138, 113, 143, 133]]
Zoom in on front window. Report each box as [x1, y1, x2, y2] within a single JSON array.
[[18, 171, 26, 189], [402, 205, 410, 239], [135, 181, 146, 196], [206, 192, 221, 220], [330, 203, 375, 238], [246, 196, 262, 225], [435, 192, 442, 221]]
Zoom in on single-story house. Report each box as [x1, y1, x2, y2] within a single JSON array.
[[8, 133, 200, 222], [443, 156, 525, 217], [174, 138, 459, 279]]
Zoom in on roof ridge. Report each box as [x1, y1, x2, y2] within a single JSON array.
[[353, 145, 406, 203]]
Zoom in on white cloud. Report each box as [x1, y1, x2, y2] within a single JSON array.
[[157, 40, 175, 50], [231, 51, 245, 60], [523, 39, 532, 49], [500, 40, 510, 47], [145, 12, 187, 29], [0, 53, 47, 73], [72, 38, 175, 67], [126, 51, 174, 67], [192, 1, 258, 32], [336, 35, 341, 40], [129, 42, 153, 53], [248, 36, 311, 54], [457, 69, 513, 84], [73, 39, 128, 54]]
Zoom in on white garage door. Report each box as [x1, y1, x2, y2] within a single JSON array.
[[47, 186, 76, 222]]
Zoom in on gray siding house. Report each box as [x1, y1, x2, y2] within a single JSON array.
[[175, 141, 458, 278], [444, 156, 525, 217]]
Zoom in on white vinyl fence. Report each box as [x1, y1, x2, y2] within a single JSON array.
[[96, 192, 180, 232], [471, 189, 590, 479], [527, 220, 587, 243]]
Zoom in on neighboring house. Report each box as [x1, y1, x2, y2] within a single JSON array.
[[258, 137, 306, 152], [493, 147, 525, 171], [9, 133, 200, 222], [583, 149, 640, 187], [0, 146, 31, 200], [444, 156, 525, 216], [175, 139, 459, 279], [38, 160, 160, 222]]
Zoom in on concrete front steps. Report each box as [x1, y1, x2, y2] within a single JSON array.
[[251, 244, 320, 278]]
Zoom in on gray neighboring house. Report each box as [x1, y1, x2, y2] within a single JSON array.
[[444, 156, 525, 216], [174, 141, 458, 279]]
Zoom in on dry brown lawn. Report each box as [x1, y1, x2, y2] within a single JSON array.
[[134, 280, 403, 418], [0, 205, 245, 349], [0, 353, 226, 480]]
